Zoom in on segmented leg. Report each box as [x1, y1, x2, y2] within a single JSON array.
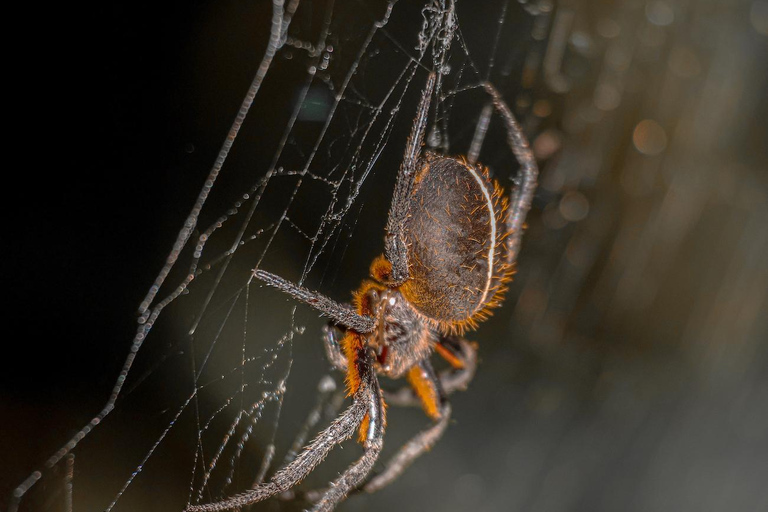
[[467, 102, 493, 166], [433, 335, 477, 395], [363, 403, 451, 493], [184, 351, 383, 512], [482, 82, 539, 266], [326, 324, 477, 405], [385, 72, 437, 286], [384, 335, 477, 407], [322, 323, 348, 371], [281, 374, 341, 467], [253, 270, 375, 333], [362, 359, 452, 494], [311, 370, 385, 512]]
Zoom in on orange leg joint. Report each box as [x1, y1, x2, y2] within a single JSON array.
[[407, 365, 441, 420]]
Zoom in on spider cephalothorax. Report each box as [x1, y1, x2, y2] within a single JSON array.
[[366, 287, 435, 379], [186, 72, 538, 512]]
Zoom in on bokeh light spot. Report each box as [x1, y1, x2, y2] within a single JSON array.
[[633, 119, 668, 155]]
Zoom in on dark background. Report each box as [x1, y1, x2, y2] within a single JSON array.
[[2, 0, 226, 502]]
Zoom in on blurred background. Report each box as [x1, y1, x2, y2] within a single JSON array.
[[3, 1, 767, 511]]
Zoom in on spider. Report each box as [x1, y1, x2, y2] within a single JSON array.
[[185, 72, 538, 512]]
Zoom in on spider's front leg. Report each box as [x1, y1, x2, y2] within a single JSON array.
[[184, 348, 384, 512], [322, 323, 348, 372], [385, 72, 436, 286], [362, 357, 453, 494], [253, 269, 375, 334], [312, 347, 385, 512]]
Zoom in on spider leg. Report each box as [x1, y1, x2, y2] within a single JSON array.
[[362, 358, 452, 494], [280, 374, 343, 469], [310, 361, 385, 512], [433, 335, 478, 395], [322, 323, 348, 371], [384, 335, 477, 407], [184, 349, 383, 512], [467, 102, 493, 166], [483, 82, 539, 266], [385, 72, 436, 286], [253, 269, 375, 333]]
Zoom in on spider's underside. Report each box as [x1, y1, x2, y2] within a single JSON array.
[[185, 72, 538, 512]]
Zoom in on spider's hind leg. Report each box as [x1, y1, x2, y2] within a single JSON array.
[[360, 337, 478, 494], [384, 335, 478, 407], [362, 358, 453, 494], [433, 335, 478, 395], [482, 82, 539, 266]]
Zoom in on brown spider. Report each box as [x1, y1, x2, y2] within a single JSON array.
[[185, 72, 538, 512]]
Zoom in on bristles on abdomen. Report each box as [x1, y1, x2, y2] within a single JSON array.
[[400, 153, 514, 335]]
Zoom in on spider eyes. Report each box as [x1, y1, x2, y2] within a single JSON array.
[[366, 289, 399, 310]]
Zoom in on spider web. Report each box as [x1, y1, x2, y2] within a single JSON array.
[[8, 1, 554, 511], [8, 0, 768, 511]]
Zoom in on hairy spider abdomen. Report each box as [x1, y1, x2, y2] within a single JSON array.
[[401, 152, 512, 332]]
